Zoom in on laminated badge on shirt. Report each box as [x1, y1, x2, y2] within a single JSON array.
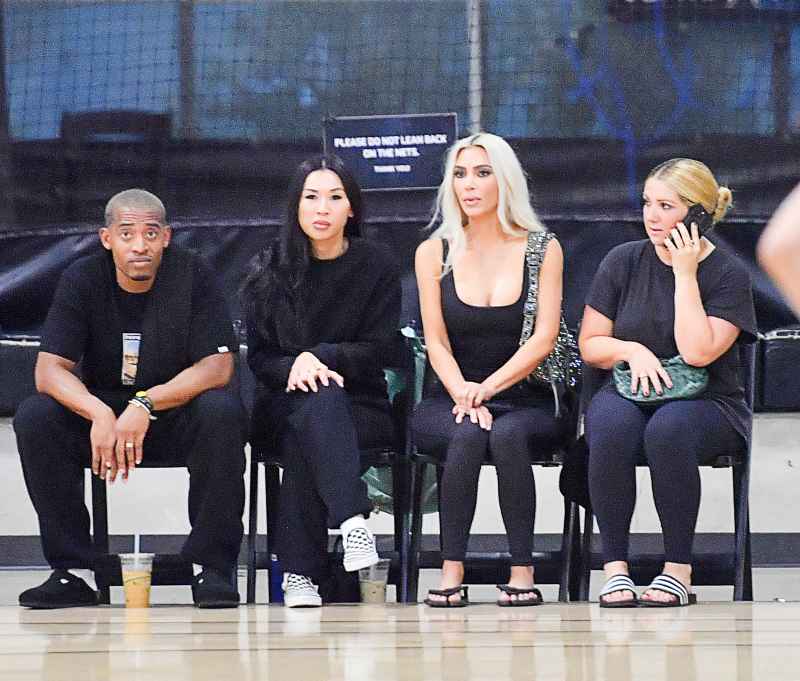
[[122, 333, 141, 386]]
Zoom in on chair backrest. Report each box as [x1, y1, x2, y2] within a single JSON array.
[[59, 110, 173, 220], [61, 110, 171, 148], [234, 343, 257, 417], [739, 341, 756, 412]]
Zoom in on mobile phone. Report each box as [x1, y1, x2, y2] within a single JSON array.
[[682, 203, 714, 235]]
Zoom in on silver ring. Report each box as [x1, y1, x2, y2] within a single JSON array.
[[125, 442, 134, 449]]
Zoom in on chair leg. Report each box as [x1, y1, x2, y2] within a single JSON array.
[[733, 463, 753, 601], [558, 497, 575, 603], [391, 457, 408, 602], [90, 474, 110, 605], [568, 502, 583, 601], [264, 464, 282, 603], [435, 465, 444, 555], [246, 453, 259, 604], [406, 460, 426, 603], [579, 507, 593, 601], [399, 486, 412, 603]]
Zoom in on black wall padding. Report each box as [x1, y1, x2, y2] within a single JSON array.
[[1, 216, 795, 337]]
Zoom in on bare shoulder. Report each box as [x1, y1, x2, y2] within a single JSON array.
[[544, 235, 563, 260], [415, 238, 444, 269], [416, 237, 443, 258]]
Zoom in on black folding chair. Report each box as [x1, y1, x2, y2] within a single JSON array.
[[90, 458, 197, 605], [578, 342, 756, 601]]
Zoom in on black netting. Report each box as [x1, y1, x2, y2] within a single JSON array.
[[4, 0, 799, 142], [1, 0, 799, 230], [191, 1, 470, 141], [482, 1, 797, 138], [5, 1, 180, 140]]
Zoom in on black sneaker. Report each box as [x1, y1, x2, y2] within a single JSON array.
[[19, 570, 99, 609], [191, 568, 239, 609]]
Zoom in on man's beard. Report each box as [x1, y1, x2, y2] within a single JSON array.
[[125, 269, 153, 282]]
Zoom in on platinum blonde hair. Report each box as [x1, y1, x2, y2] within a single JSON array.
[[427, 132, 545, 273], [104, 188, 167, 227]]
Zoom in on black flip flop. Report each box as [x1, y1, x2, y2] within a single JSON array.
[[496, 584, 543, 607], [424, 585, 469, 608]]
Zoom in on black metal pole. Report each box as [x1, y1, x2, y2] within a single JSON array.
[[771, 21, 791, 138], [179, 0, 195, 140], [0, 0, 15, 227]]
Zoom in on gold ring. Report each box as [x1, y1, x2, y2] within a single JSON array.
[[125, 442, 134, 449]]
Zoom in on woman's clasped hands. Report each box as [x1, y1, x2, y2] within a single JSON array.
[[451, 380, 496, 431]]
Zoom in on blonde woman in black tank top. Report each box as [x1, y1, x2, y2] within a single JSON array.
[[413, 133, 566, 607]]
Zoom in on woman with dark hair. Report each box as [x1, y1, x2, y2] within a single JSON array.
[[243, 155, 401, 608]]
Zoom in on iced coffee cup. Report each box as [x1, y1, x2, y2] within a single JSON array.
[[120, 553, 154, 608], [359, 559, 390, 604]]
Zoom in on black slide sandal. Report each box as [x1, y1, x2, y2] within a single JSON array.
[[639, 574, 696, 607]]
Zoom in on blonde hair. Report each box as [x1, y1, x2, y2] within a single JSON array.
[[104, 188, 167, 227], [647, 158, 733, 225], [427, 132, 545, 272]]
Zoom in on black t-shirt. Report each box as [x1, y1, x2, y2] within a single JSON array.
[[246, 238, 401, 398], [115, 288, 148, 332], [586, 239, 757, 442], [40, 249, 236, 400]]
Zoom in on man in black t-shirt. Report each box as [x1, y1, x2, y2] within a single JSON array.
[[13, 189, 245, 609]]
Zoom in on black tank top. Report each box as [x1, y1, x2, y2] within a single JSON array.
[[440, 239, 550, 403]]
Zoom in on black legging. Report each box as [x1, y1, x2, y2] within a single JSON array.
[[411, 396, 563, 566], [585, 389, 745, 565]]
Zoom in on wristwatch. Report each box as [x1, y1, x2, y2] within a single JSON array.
[[134, 390, 156, 414]]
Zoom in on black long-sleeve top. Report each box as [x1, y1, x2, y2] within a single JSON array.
[[246, 238, 402, 399]]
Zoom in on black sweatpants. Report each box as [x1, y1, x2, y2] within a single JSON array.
[[585, 389, 745, 565], [411, 396, 563, 566], [254, 383, 394, 582], [14, 389, 246, 573]]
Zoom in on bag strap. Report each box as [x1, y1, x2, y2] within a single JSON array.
[[519, 231, 565, 415], [520, 230, 554, 346]]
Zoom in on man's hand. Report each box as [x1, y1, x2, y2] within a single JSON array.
[[90, 409, 117, 480], [287, 352, 344, 393], [113, 404, 151, 481]]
